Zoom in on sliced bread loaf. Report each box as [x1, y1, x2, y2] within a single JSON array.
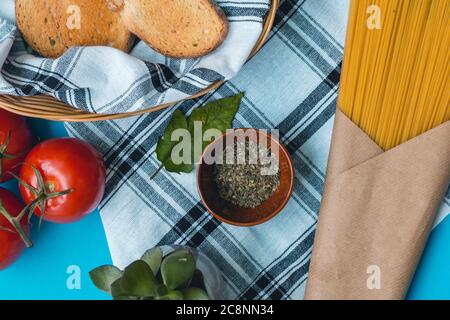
[[111, 0, 229, 58], [16, 0, 67, 58], [56, 0, 133, 52]]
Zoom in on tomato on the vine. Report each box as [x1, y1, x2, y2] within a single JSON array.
[[0, 188, 30, 270], [19, 138, 106, 224], [0, 109, 33, 183]]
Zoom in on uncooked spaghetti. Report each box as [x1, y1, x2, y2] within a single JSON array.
[[338, 0, 449, 150]]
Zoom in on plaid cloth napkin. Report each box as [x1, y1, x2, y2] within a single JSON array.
[[1, 0, 449, 299], [0, 0, 270, 113]]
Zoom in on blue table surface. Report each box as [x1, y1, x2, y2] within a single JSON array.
[[0, 118, 449, 300]]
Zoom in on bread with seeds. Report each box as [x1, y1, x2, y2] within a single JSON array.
[[56, 0, 133, 52], [16, 0, 67, 58], [108, 0, 229, 58]]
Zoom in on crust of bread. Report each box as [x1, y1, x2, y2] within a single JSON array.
[[56, 0, 133, 52], [116, 0, 229, 59], [15, 0, 67, 58], [105, 0, 124, 12], [16, 0, 227, 59]]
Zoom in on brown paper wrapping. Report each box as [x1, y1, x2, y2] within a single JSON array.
[[305, 110, 450, 300]]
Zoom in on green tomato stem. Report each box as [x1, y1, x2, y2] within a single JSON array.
[[0, 201, 33, 248]]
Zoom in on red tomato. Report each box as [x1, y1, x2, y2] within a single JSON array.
[[0, 109, 33, 183], [19, 138, 106, 224], [0, 188, 29, 270]]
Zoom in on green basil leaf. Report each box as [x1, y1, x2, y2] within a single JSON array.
[[154, 93, 244, 175], [120, 260, 157, 297], [188, 93, 244, 162], [89, 265, 123, 292], [156, 109, 194, 174], [161, 249, 196, 290], [141, 247, 162, 275], [188, 92, 244, 134], [183, 288, 210, 300]]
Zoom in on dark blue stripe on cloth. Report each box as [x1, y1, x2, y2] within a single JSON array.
[[238, 225, 316, 300], [145, 62, 179, 92], [221, 6, 270, 18]]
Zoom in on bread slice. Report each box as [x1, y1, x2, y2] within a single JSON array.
[[111, 0, 229, 58], [16, 0, 67, 58], [56, 0, 133, 52]]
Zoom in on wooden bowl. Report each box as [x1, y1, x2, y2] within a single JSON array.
[[197, 129, 294, 227], [0, 0, 279, 122]]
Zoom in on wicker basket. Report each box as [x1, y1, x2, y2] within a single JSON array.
[[0, 0, 279, 122]]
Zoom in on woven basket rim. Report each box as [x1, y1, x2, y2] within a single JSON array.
[[0, 0, 279, 122]]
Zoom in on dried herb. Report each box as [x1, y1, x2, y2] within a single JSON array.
[[214, 140, 280, 208]]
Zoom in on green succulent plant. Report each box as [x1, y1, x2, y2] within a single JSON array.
[[90, 247, 210, 300]]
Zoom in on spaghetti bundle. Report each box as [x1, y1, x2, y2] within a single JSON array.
[[338, 0, 450, 150], [306, 0, 450, 300]]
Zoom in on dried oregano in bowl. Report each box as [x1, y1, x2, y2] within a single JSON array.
[[214, 139, 280, 208]]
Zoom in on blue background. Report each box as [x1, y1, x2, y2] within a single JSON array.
[[0, 118, 448, 300]]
